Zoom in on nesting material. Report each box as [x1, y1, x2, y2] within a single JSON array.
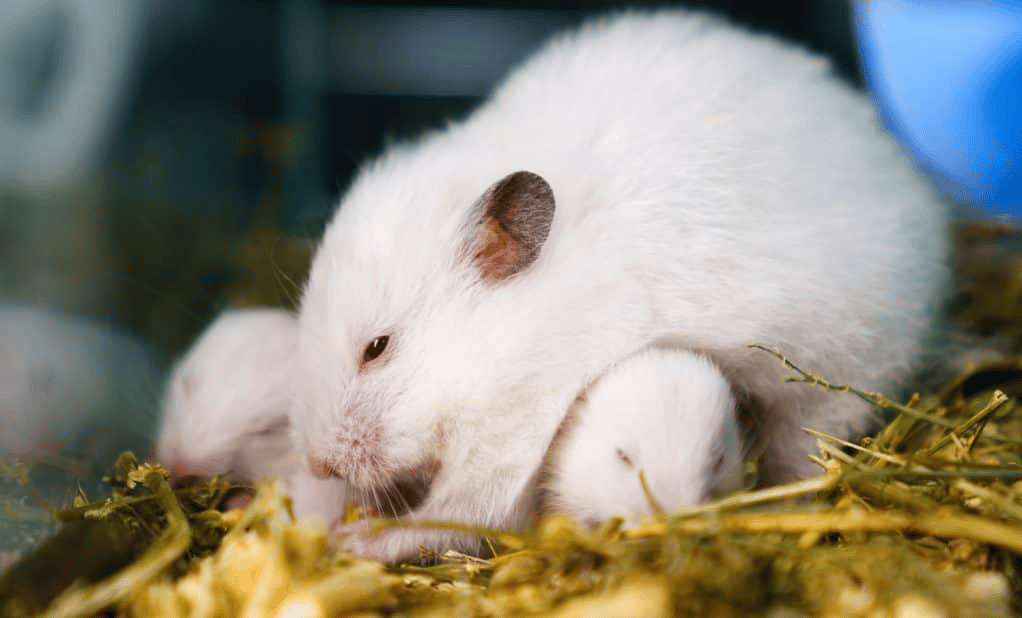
[[4, 346, 1022, 617]]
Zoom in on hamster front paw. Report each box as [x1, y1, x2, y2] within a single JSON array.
[[330, 518, 478, 564], [330, 518, 422, 563]]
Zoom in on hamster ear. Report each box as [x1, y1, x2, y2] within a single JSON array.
[[467, 170, 555, 283]]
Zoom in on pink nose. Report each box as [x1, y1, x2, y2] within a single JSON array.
[[307, 456, 336, 479]]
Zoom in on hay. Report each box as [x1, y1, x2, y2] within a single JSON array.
[[4, 348, 1022, 617]]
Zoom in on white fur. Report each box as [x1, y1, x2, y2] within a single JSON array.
[[155, 307, 351, 517], [546, 348, 743, 527], [156, 308, 298, 482], [0, 303, 160, 463], [294, 10, 950, 561], [288, 467, 352, 521]]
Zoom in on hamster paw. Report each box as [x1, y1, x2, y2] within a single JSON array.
[[330, 518, 476, 564], [330, 518, 422, 563]]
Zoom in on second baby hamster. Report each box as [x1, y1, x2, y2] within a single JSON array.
[[155, 307, 349, 515]]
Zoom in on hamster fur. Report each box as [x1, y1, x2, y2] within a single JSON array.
[[0, 303, 160, 465], [155, 308, 350, 516], [545, 347, 744, 527], [294, 10, 950, 561]]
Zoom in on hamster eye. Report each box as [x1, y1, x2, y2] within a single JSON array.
[[362, 335, 390, 365]]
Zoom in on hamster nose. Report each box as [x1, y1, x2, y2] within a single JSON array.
[[307, 455, 337, 479]]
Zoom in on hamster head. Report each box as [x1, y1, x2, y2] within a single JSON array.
[[296, 167, 557, 510], [155, 308, 298, 484], [547, 348, 744, 527]]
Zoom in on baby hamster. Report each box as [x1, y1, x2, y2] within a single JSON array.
[[156, 308, 297, 483], [545, 347, 744, 527], [155, 307, 351, 516]]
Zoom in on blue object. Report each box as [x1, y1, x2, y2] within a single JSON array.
[[855, 0, 1022, 217]]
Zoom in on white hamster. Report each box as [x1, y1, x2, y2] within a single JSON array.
[[0, 303, 160, 465], [293, 10, 949, 562], [155, 308, 349, 516], [545, 348, 744, 528]]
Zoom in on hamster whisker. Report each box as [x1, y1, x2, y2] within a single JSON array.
[[380, 483, 406, 518]]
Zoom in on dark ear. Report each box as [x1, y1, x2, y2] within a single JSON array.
[[468, 171, 555, 283]]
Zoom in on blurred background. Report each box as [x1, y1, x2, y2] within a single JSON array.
[[0, 0, 859, 357], [0, 0, 1019, 554], [0, 0, 861, 459]]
